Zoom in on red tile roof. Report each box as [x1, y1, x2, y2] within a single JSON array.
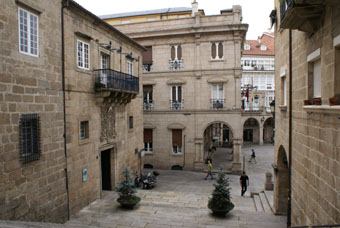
[[243, 33, 275, 56]]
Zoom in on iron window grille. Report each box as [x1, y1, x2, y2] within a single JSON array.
[[19, 114, 41, 163]]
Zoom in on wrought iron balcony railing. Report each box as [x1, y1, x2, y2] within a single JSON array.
[[143, 101, 154, 110], [142, 64, 153, 72], [170, 100, 184, 110], [169, 59, 183, 70], [210, 99, 225, 110], [94, 69, 139, 94]]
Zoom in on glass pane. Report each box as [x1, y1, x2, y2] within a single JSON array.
[[177, 46, 182, 60], [211, 43, 216, 59], [218, 43, 223, 59]]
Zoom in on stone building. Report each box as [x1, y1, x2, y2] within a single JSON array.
[[241, 32, 275, 144], [273, 0, 340, 226], [101, 2, 262, 173], [0, 0, 68, 222], [1, 0, 144, 222], [63, 1, 145, 215]]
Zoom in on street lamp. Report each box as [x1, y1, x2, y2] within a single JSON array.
[[270, 100, 275, 144]]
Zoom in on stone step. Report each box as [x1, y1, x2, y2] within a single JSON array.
[[259, 191, 272, 213], [253, 194, 264, 212], [264, 190, 274, 212], [0, 220, 100, 228]]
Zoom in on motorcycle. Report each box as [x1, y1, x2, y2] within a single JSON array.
[[136, 171, 159, 189]]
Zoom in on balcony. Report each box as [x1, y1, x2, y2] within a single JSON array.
[[169, 59, 183, 70], [143, 101, 154, 110], [279, 0, 333, 33], [142, 64, 153, 72], [94, 69, 139, 104], [170, 100, 184, 110], [242, 105, 264, 113], [210, 99, 225, 110]]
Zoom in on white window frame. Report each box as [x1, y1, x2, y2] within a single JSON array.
[[244, 44, 250, 50], [211, 84, 224, 100], [172, 146, 182, 154], [282, 76, 287, 106], [261, 44, 267, 51], [127, 61, 133, 75], [211, 42, 224, 60], [171, 45, 182, 61], [307, 48, 321, 98], [145, 142, 153, 153], [171, 85, 182, 102], [77, 40, 90, 70], [18, 7, 39, 57]]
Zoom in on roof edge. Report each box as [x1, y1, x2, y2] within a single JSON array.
[[66, 0, 146, 51]]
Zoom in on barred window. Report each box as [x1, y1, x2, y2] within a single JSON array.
[[19, 114, 41, 163]]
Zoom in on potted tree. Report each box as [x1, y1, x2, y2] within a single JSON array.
[[116, 167, 141, 209], [208, 170, 234, 216]]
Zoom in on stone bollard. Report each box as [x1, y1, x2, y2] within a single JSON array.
[[265, 172, 274, 190]]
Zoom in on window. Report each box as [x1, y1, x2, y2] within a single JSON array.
[[244, 44, 250, 50], [101, 53, 109, 69], [172, 129, 182, 154], [244, 60, 250, 66], [142, 46, 153, 72], [129, 116, 133, 129], [144, 129, 153, 153], [170, 45, 182, 61], [143, 85, 153, 110], [18, 8, 38, 56], [211, 84, 224, 109], [77, 40, 89, 69], [19, 114, 41, 163], [127, 61, 133, 75], [211, 42, 223, 60], [311, 59, 321, 98], [281, 77, 287, 105], [171, 85, 183, 109], [261, 44, 267, 51], [80, 121, 89, 140]]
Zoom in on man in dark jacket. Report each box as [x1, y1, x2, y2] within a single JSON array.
[[240, 171, 249, 196]]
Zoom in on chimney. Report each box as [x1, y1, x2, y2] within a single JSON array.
[[192, 0, 198, 17]]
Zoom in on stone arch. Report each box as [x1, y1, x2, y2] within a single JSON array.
[[273, 145, 289, 215], [202, 121, 234, 171], [263, 117, 274, 143], [243, 118, 260, 144]]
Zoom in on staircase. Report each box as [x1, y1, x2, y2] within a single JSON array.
[[252, 190, 274, 213]]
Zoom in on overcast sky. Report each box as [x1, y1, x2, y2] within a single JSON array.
[[74, 0, 274, 40]]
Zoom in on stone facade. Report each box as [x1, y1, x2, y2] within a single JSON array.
[[0, 0, 68, 222], [1, 0, 144, 222], [274, 1, 340, 225], [63, 1, 144, 216], [102, 5, 272, 173]]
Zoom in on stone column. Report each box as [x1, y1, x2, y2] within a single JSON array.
[[194, 138, 204, 171], [232, 138, 243, 174], [259, 123, 264, 145]]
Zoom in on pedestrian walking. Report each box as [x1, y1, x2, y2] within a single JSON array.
[[240, 171, 249, 196], [248, 149, 257, 163], [204, 160, 214, 180]]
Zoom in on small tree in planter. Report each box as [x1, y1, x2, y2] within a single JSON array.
[[116, 167, 141, 209], [208, 170, 234, 216]]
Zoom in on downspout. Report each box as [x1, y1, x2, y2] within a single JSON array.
[[183, 135, 186, 169], [61, 0, 70, 220], [287, 29, 292, 228]]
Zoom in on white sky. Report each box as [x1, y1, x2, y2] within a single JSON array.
[[74, 0, 274, 40]]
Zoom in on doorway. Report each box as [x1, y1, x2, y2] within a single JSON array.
[[101, 149, 112, 190], [243, 129, 253, 142]]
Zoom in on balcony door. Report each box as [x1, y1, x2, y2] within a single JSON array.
[[211, 84, 224, 109], [100, 53, 109, 86], [143, 85, 153, 110], [171, 85, 183, 109]]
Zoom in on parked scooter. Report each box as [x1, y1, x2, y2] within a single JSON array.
[[136, 171, 159, 189]]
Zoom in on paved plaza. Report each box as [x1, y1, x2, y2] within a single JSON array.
[[0, 144, 286, 228]]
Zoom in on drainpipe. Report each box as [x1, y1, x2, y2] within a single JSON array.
[[61, 0, 70, 220], [287, 29, 292, 228], [183, 135, 186, 169]]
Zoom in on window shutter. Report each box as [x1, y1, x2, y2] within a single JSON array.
[[172, 86, 176, 101], [211, 43, 216, 59], [178, 86, 182, 101], [143, 46, 153, 64], [177, 46, 182, 60], [171, 46, 175, 60], [172, 129, 182, 146], [218, 43, 223, 59], [144, 129, 152, 143]]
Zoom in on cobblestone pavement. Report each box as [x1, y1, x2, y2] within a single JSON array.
[[64, 144, 285, 228]]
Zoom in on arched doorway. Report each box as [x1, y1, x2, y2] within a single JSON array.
[[243, 118, 260, 144], [203, 122, 233, 171], [263, 117, 274, 143], [273, 145, 289, 215]]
